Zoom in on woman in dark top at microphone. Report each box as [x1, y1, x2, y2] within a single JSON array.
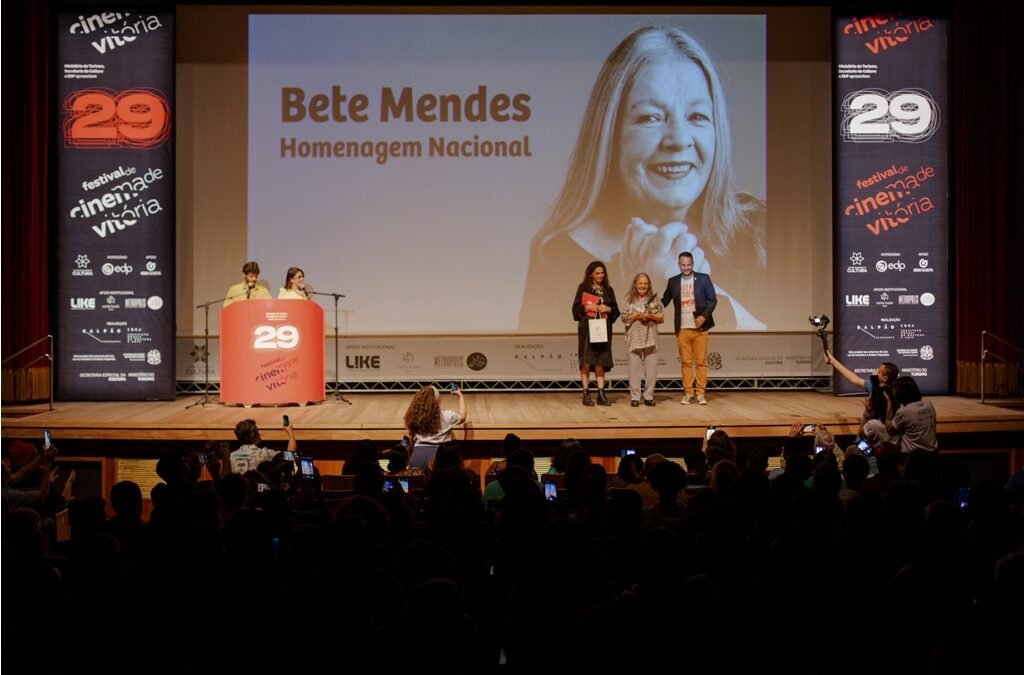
[[278, 267, 312, 300], [573, 260, 620, 406]]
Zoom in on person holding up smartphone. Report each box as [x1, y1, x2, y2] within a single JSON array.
[[403, 385, 468, 469], [229, 417, 297, 474]]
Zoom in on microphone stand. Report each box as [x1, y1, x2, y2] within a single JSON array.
[[310, 290, 351, 405], [186, 292, 246, 409]]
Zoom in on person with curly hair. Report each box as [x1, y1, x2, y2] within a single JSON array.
[[403, 386, 468, 468]]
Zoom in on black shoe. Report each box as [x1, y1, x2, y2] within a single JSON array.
[[630, 400, 640, 407], [596, 388, 611, 406], [643, 399, 656, 406], [582, 389, 595, 406]]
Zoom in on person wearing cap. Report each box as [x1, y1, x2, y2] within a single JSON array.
[[224, 261, 272, 307]]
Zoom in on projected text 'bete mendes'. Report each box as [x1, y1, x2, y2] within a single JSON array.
[[281, 85, 532, 123], [276, 85, 534, 163]]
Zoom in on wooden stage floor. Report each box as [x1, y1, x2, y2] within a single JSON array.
[[3, 391, 1023, 445]]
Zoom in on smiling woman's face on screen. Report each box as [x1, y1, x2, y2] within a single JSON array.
[[616, 56, 715, 225]]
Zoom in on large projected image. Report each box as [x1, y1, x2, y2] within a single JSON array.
[[248, 14, 765, 334]]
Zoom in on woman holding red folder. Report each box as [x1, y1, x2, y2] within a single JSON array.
[[572, 261, 620, 406]]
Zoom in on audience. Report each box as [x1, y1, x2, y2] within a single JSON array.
[[4, 407, 1019, 675]]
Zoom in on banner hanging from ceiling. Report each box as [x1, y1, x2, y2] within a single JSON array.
[[56, 10, 175, 400], [833, 12, 949, 394]]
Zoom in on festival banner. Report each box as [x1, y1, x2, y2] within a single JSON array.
[[176, 333, 825, 384], [834, 11, 949, 393], [56, 10, 175, 399]]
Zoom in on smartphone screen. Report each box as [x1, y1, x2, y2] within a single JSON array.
[[257, 483, 271, 493], [382, 479, 396, 493], [705, 426, 716, 440], [958, 487, 971, 510], [198, 453, 210, 464], [802, 424, 817, 434], [282, 414, 290, 427], [299, 455, 315, 477], [449, 381, 458, 393], [401, 436, 410, 448], [282, 450, 296, 462], [543, 482, 558, 502], [398, 478, 409, 492], [857, 439, 874, 456], [43, 430, 52, 449], [619, 448, 636, 458], [814, 445, 825, 455]]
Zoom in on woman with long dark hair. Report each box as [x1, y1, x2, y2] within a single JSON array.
[[572, 261, 620, 406]]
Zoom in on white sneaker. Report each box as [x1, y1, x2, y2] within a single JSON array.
[[697, 395, 708, 405], [680, 395, 694, 405]]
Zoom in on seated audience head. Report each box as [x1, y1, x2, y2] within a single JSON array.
[[234, 418, 260, 446], [616, 453, 645, 484], [552, 438, 581, 473], [344, 439, 380, 475], [705, 429, 737, 467], [507, 448, 536, 474], [387, 446, 409, 474], [710, 459, 739, 493], [893, 375, 923, 405], [842, 451, 871, 491], [651, 459, 687, 499], [109, 480, 143, 519], [433, 441, 466, 472], [502, 432, 522, 457], [643, 452, 667, 479]]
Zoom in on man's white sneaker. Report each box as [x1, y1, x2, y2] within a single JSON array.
[[696, 395, 708, 405], [681, 395, 694, 405]]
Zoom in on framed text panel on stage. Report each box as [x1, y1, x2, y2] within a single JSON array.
[[55, 10, 175, 400], [833, 12, 949, 394], [220, 300, 325, 405]]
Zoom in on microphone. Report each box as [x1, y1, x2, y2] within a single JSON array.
[[299, 284, 311, 299], [246, 281, 254, 299]]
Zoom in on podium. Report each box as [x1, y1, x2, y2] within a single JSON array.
[[220, 300, 325, 405]]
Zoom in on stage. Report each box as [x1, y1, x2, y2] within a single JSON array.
[[4, 391, 1022, 504], [4, 390, 1022, 446]]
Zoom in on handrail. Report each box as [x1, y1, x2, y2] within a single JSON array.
[[1, 334, 54, 411], [1, 334, 53, 366], [981, 330, 1023, 404]]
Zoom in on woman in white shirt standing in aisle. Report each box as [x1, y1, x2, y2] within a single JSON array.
[[403, 385, 468, 448], [621, 272, 664, 407], [278, 267, 312, 300]]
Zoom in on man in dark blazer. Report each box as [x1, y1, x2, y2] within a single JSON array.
[[661, 252, 716, 405]]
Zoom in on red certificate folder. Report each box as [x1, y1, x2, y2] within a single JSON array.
[[581, 292, 601, 318]]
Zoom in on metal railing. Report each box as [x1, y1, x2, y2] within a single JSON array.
[[1, 335, 54, 410], [981, 331, 1023, 404]]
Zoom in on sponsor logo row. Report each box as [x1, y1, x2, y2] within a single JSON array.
[[70, 296, 163, 311], [70, 254, 163, 277], [846, 251, 935, 274]]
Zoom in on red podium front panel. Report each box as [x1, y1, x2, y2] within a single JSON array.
[[220, 300, 325, 405]]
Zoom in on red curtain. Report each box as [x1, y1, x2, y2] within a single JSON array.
[[1, 2, 50, 361], [953, 0, 1024, 391]]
